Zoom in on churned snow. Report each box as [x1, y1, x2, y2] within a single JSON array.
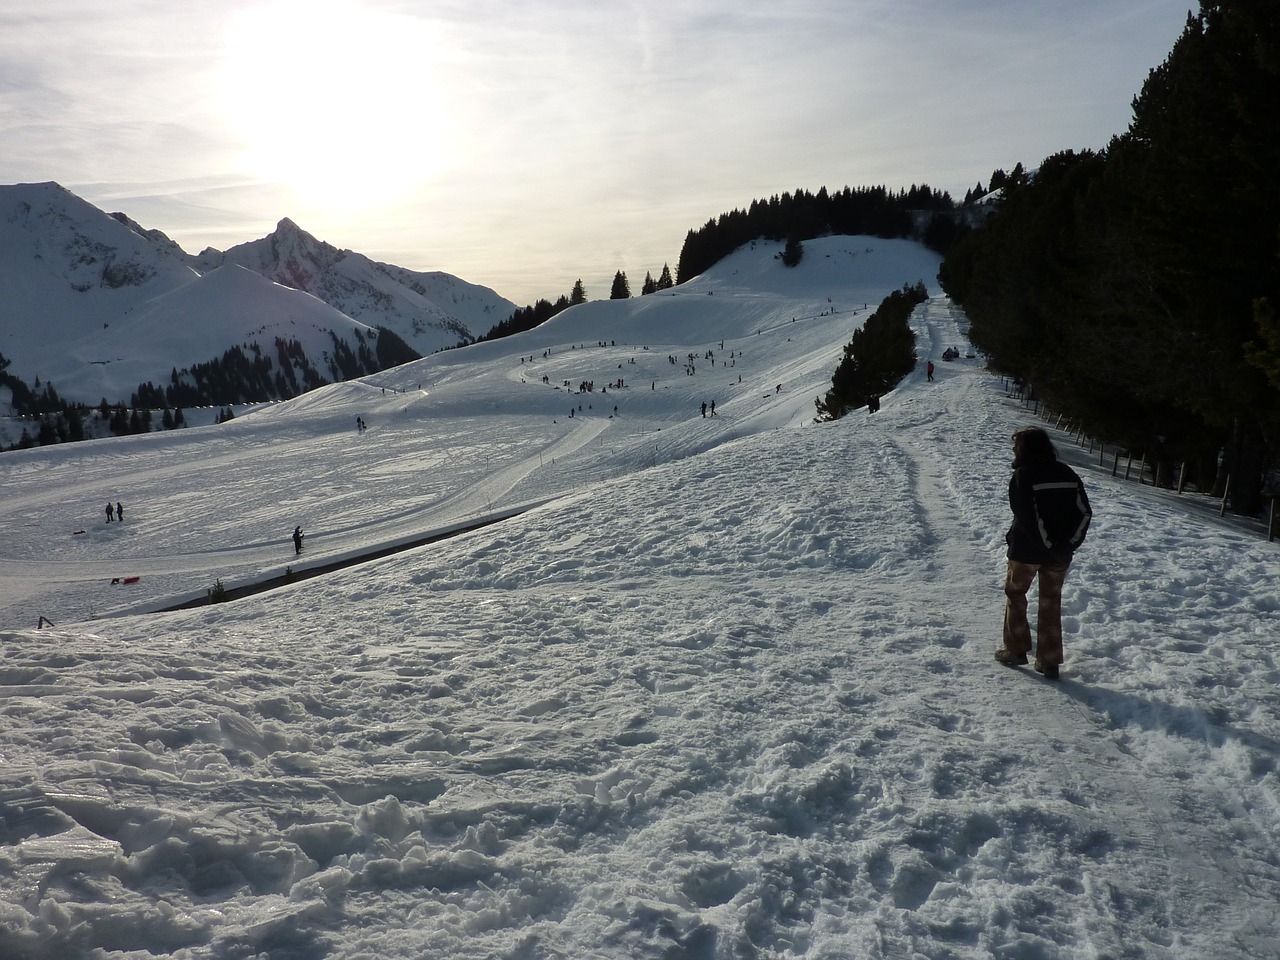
[[1, 236, 1278, 959]]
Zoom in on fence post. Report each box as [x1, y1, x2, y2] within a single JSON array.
[[1124, 453, 1134, 481], [1112, 450, 1121, 476], [1270, 498, 1277, 543], [1220, 474, 1231, 517], [1177, 462, 1188, 494]]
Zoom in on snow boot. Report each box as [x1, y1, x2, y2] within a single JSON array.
[[1034, 660, 1060, 680], [995, 648, 1028, 667]]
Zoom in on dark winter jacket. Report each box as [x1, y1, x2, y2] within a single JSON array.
[[1006, 460, 1092, 565]]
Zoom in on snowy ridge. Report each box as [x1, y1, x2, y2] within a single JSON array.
[[202, 217, 514, 354], [1, 237, 1278, 958]]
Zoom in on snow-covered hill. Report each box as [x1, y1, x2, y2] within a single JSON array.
[[0, 182, 515, 408], [1, 236, 1278, 959]]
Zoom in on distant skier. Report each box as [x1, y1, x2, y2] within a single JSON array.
[[292, 525, 304, 555], [927, 360, 935, 382], [710, 400, 717, 417], [701, 402, 707, 418], [115, 502, 123, 522], [105, 502, 114, 523]]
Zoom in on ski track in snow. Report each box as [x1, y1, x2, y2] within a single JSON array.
[[1, 239, 1279, 959]]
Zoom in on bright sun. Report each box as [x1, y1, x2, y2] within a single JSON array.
[[219, 0, 451, 211]]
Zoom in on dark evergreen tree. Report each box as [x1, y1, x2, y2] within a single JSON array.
[[610, 271, 631, 299], [939, 0, 1280, 514], [373, 327, 420, 369], [66, 406, 84, 442], [816, 283, 927, 420], [570, 280, 587, 305]]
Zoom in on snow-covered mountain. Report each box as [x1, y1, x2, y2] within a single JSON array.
[[194, 217, 512, 356], [0, 182, 515, 408]]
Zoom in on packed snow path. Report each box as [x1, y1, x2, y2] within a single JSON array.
[[2, 240, 1279, 959]]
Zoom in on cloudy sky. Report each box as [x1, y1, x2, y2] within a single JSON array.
[[1, 0, 1191, 306]]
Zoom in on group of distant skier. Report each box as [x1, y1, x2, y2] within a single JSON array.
[[101, 493, 311, 562], [78, 334, 1095, 688]]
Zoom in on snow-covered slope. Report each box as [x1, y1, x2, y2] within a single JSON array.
[[2, 237, 1278, 960], [46, 263, 380, 402]]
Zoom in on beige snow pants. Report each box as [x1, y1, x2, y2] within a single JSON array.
[[1002, 559, 1070, 666]]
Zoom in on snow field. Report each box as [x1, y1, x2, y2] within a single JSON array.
[[1, 238, 1278, 958]]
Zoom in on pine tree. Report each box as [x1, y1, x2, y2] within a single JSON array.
[[641, 271, 657, 295], [657, 264, 674, 290], [570, 280, 587, 305], [610, 271, 631, 299], [1102, 0, 1280, 510]]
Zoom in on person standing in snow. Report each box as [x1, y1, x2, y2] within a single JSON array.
[[115, 502, 123, 522], [292, 525, 304, 555], [927, 360, 935, 382], [995, 427, 1092, 679], [701, 402, 707, 418], [105, 502, 114, 523]]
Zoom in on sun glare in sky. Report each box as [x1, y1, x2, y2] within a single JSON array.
[[219, 0, 452, 212]]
